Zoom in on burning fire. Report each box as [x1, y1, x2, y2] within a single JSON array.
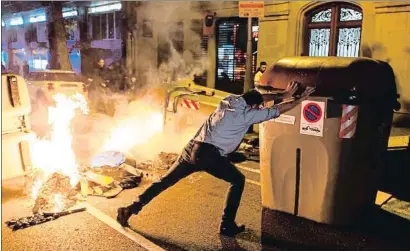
[[29, 92, 165, 208], [29, 91, 166, 212], [101, 102, 164, 154], [30, 93, 88, 204], [31, 179, 43, 200], [53, 194, 64, 212]]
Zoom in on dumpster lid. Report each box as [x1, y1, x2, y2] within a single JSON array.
[[259, 57, 397, 104]]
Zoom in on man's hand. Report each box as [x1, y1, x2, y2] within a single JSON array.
[[276, 86, 315, 114], [296, 87, 316, 103], [282, 81, 299, 99]]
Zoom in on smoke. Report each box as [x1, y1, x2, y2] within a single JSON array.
[[29, 1, 213, 166], [30, 89, 208, 168], [133, 1, 208, 89], [30, 93, 205, 166], [69, 93, 208, 164]]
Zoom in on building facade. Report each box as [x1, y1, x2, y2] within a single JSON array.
[[1, 1, 124, 74], [128, 1, 409, 114]]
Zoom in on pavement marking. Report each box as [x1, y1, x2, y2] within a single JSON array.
[[86, 204, 165, 251], [236, 163, 261, 174], [246, 179, 261, 186]]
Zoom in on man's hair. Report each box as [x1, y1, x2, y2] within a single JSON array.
[[242, 90, 263, 106], [260, 61, 267, 66]]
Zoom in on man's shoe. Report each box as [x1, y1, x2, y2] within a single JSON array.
[[117, 207, 132, 227], [219, 222, 246, 237]]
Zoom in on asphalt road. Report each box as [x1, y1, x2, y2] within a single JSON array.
[[2, 160, 410, 251], [1, 193, 146, 251]]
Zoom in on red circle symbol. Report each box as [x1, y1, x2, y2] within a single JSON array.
[[303, 102, 322, 123]]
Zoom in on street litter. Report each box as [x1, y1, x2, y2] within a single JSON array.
[[228, 137, 260, 163], [135, 152, 178, 181], [5, 207, 86, 231], [13, 151, 177, 232], [29, 161, 142, 217], [82, 171, 124, 198], [28, 151, 177, 216], [242, 137, 260, 162], [32, 173, 84, 214], [244, 137, 259, 148], [80, 162, 143, 198], [91, 151, 126, 168]]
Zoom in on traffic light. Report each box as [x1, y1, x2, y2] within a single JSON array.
[[203, 11, 215, 36]]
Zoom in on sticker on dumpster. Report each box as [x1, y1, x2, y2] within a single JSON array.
[[181, 99, 200, 110], [300, 101, 325, 137], [270, 114, 296, 125], [339, 105, 359, 139]]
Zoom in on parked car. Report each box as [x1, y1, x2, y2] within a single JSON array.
[[2, 73, 36, 182], [26, 70, 88, 107]]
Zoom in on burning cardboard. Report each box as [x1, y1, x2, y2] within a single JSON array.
[[91, 163, 143, 189], [85, 171, 115, 186], [32, 173, 84, 214], [81, 157, 143, 198]]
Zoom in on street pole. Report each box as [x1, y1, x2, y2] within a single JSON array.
[[244, 16, 253, 93]]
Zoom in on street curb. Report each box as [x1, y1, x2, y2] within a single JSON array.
[[86, 204, 165, 251]]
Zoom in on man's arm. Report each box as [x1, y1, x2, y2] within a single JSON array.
[[245, 106, 281, 125], [276, 99, 301, 114], [245, 87, 315, 125]]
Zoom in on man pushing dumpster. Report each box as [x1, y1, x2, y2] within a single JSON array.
[[117, 81, 315, 236]]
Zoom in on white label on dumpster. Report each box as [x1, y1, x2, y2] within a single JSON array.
[[300, 100, 325, 137], [270, 114, 296, 125]]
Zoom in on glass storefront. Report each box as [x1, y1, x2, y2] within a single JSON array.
[[216, 17, 258, 94]]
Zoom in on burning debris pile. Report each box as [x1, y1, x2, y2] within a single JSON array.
[[28, 151, 178, 214], [6, 151, 179, 231], [135, 152, 178, 181], [32, 173, 83, 214], [9, 85, 181, 231], [28, 93, 89, 214]]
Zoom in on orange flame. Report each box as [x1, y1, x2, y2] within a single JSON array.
[[30, 93, 88, 199], [53, 193, 64, 212]]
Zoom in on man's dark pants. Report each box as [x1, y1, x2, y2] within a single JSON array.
[[129, 140, 246, 223]]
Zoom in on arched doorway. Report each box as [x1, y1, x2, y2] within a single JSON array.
[[303, 2, 363, 57]]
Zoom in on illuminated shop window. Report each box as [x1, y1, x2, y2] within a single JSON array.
[[216, 18, 258, 94]]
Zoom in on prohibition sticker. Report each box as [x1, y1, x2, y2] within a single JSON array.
[[300, 101, 325, 137], [303, 102, 322, 123]]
